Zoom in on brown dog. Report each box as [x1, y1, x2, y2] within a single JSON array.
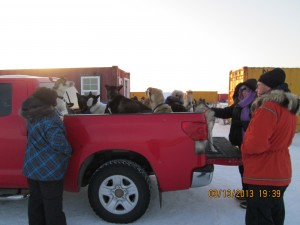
[[146, 87, 172, 113]]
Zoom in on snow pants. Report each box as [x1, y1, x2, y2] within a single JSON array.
[[246, 184, 288, 225], [27, 178, 67, 225]]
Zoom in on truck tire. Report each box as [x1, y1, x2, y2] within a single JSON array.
[[88, 159, 151, 223]]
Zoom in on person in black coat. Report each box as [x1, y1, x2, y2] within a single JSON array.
[[211, 78, 257, 208], [165, 90, 187, 112], [165, 95, 187, 112]]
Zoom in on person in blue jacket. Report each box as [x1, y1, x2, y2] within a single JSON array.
[[20, 87, 73, 225]]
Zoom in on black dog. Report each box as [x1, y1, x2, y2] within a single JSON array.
[[76, 93, 91, 114], [105, 85, 151, 114], [76, 92, 107, 114]]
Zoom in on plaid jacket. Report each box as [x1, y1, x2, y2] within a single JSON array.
[[20, 97, 72, 181], [22, 113, 72, 181]]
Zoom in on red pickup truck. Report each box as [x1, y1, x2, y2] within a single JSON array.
[[0, 75, 241, 223]]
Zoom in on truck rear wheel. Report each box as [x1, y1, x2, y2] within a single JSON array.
[[88, 159, 151, 223]]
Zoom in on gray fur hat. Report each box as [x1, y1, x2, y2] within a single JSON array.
[[20, 87, 57, 121], [33, 87, 57, 106]]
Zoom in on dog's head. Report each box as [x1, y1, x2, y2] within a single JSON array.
[[195, 102, 215, 118], [76, 93, 89, 113], [86, 92, 100, 107], [53, 77, 75, 92], [76, 92, 100, 113], [185, 90, 193, 101], [146, 87, 165, 107], [105, 85, 123, 101]]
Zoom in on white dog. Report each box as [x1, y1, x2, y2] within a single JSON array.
[[52, 77, 75, 116], [86, 92, 107, 114], [194, 102, 217, 152]]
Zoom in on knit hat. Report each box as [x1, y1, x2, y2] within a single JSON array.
[[258, 68, 286, 89], [242, 79, 257, 91]]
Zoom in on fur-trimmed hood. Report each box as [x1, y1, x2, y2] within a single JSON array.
[[19, 96, 56, 122], [251, 90, 300, 115]]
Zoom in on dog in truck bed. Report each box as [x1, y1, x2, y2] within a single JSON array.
[[52, 77, 75, 116], [105, 85, 152, 114], [145, 87, 172, 113], [76, 92, 107, 114]]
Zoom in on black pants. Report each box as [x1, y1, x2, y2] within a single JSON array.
[[27, 179, 67, 225], [238, 165, 248, 191], [246, 184, 288, 225]]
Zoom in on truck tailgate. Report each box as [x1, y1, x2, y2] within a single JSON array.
[[206, 137, 242, 165]]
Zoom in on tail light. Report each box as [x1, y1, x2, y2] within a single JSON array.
[[181, 121, 208, 141]]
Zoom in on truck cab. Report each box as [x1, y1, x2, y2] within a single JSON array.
[[0, 75, 77, 190]]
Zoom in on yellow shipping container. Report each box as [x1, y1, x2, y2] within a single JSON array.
[[229, 67, 300, 131], [190, 91, 218, 104], [130, 92, 147, 100]]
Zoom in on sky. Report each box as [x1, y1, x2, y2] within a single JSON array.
[[1, 123, 299, 225], [1, 0, 300, 93]]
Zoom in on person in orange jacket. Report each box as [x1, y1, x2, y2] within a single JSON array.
[[241, 68, 300, 225]]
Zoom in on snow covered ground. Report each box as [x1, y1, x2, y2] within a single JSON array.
[[0, 122, 299, 225]]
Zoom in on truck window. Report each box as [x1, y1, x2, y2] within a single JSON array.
[[0, 83, 12, 116]]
